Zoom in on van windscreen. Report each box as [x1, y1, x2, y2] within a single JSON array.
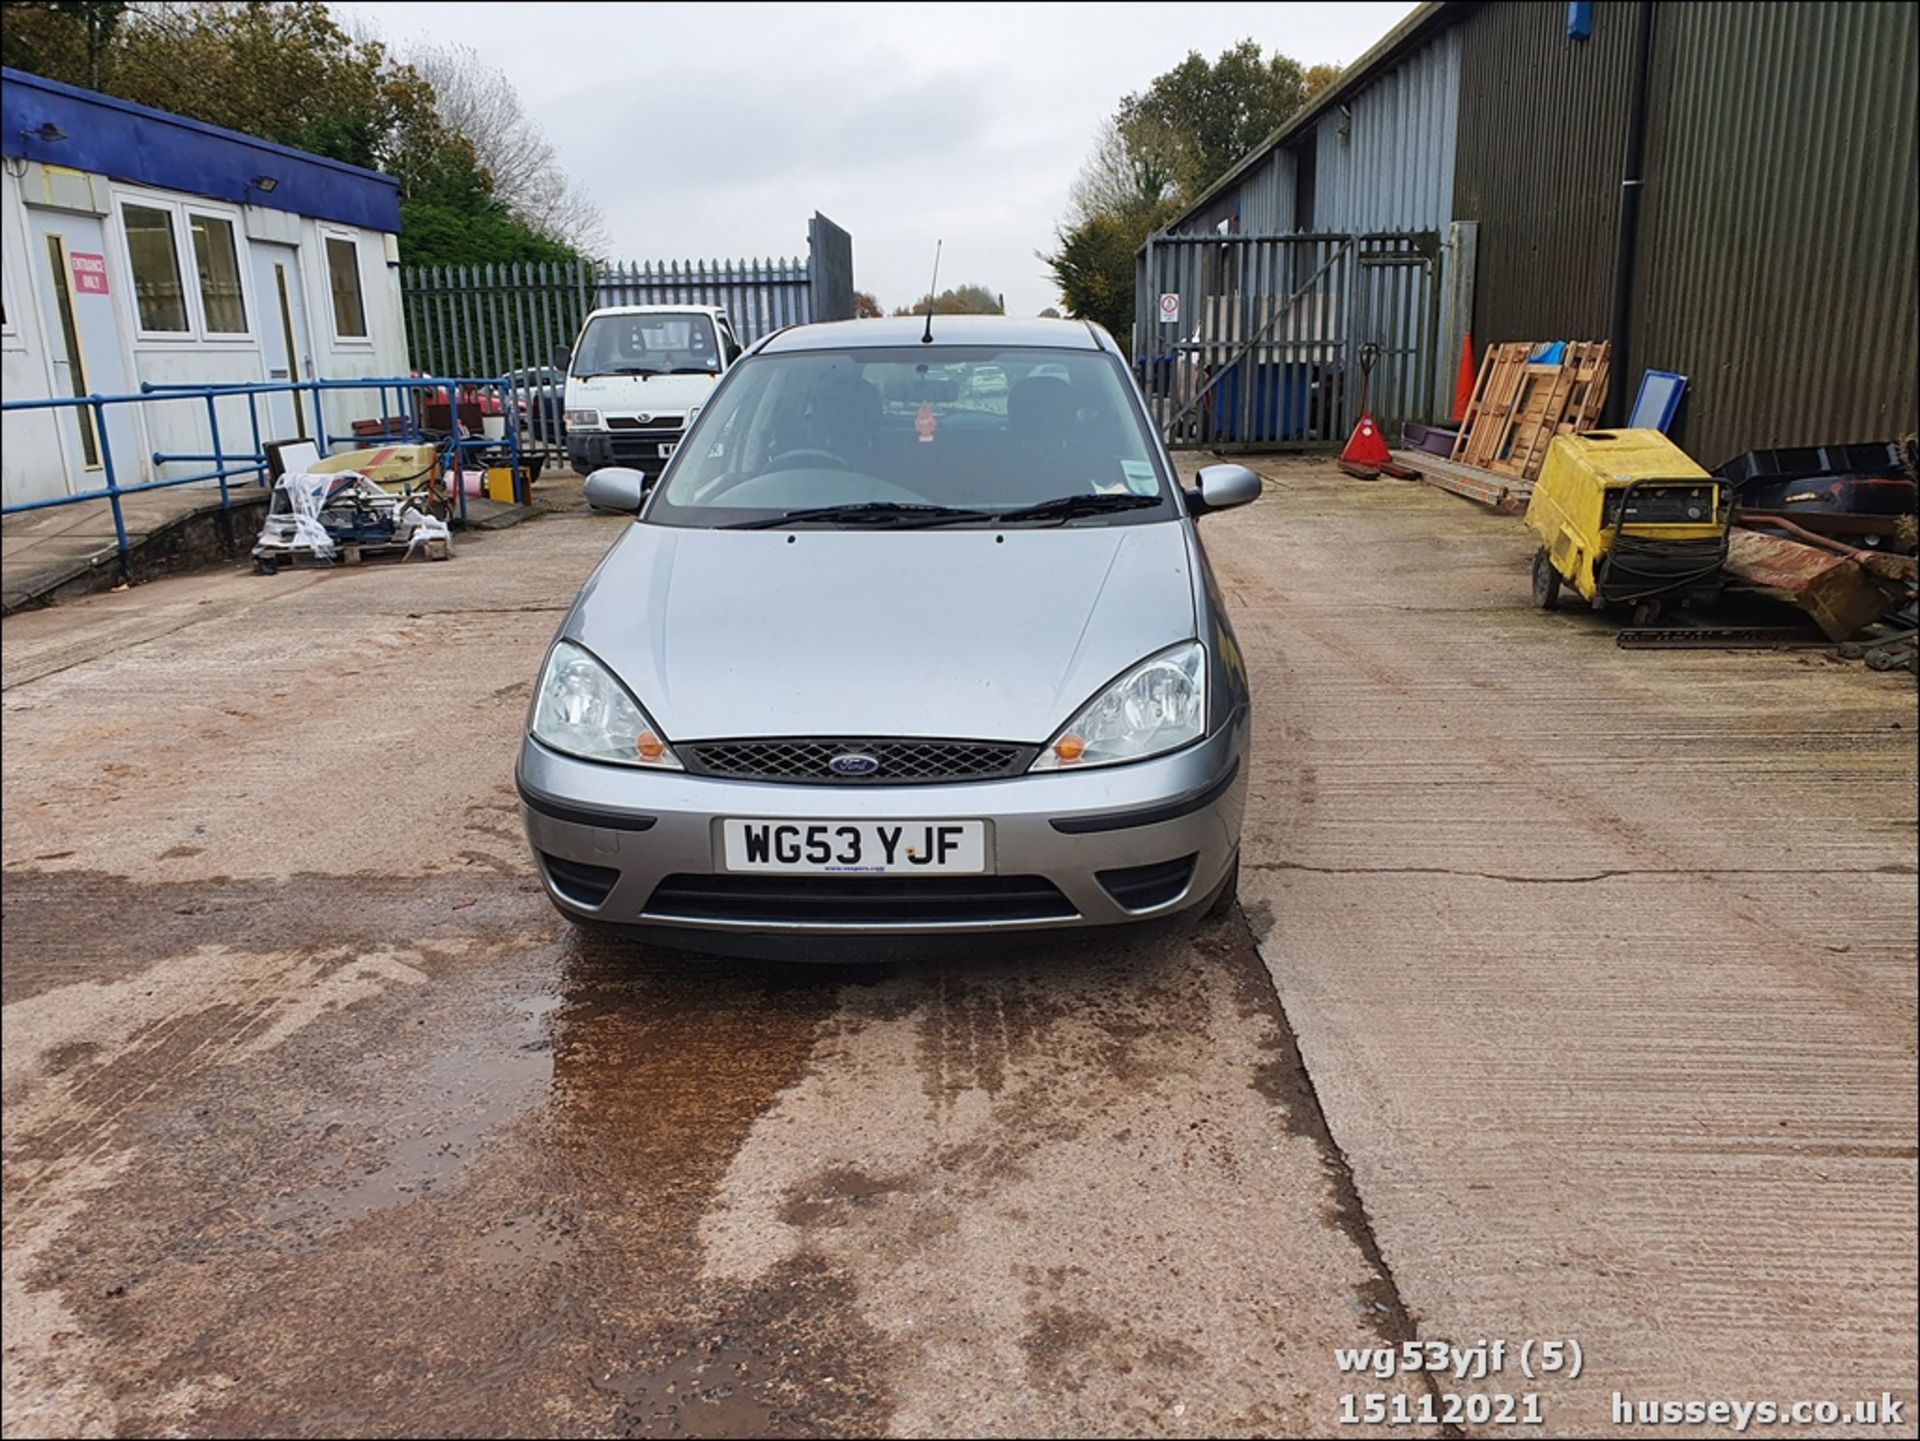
[[574, 314, 720, 377]]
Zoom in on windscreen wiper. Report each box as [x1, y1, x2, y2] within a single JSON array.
[[725, 501, 995, 530], [665, 366, 719, 375], [995, 492, 1163, 524]]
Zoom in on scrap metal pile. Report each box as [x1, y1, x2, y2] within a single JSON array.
[[253, 472, 453, 573], [1716, 441, 1918, 669]]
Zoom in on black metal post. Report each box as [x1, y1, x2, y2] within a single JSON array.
[[1606, 0, 1658, 427]]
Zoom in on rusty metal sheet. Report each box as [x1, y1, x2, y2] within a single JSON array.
[[1724, 529, 1899, 641]]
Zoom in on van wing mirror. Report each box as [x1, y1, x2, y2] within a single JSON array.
[[551, 345, 572, 371]]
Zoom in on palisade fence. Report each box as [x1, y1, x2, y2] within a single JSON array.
[[1134, 230, 1440, 450], [400, 213, 854, 395]]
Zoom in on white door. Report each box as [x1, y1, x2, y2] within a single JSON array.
[[26, 209, 141, 495], [248, 240, 314, 441]]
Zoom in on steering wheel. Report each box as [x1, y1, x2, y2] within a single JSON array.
[[767, 447, 852, 470]]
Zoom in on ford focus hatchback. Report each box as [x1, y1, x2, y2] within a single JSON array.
[[516, 315, 1260, 951]]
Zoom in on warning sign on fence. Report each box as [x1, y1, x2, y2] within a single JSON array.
[[1158, 292, 1179, 324]]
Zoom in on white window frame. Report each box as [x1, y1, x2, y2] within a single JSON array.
[[111, 186, 257, 345], [319, 227, 373, 347], [183, 203, 255, 341]]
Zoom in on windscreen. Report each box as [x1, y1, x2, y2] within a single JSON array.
[[573, 313, 721, 377], [647, 346, 1173, 528]]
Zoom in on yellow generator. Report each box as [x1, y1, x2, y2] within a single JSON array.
[[1523, 429, 1733, 619]]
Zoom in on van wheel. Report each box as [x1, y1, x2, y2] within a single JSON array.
[[1531, 549, 1562, 609]]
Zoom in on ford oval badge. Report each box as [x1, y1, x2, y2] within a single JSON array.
[[829, 752, 881, 776]]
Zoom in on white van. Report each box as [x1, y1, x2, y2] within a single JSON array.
[[561, 305, 744, 477]]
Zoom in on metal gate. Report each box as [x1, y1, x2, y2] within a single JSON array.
[[1134, 231, 1440, 450], [400, 213, 854, 379]]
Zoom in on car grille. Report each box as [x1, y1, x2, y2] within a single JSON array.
[[644, 873, 1077, 925], [680, 738, 1037, 785], [605, 415, 683, 431]]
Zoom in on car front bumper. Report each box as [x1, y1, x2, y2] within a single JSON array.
[[516, 713, 1249, 946]]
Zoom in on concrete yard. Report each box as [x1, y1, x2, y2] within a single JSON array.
[[3, 458, 1914, 1437]]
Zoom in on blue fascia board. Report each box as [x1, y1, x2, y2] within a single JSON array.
[[1, 67, 402, 233]]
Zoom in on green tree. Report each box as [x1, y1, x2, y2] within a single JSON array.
[[1304, 62, 1343, 103], [1118, 39, 1309, 202], [1043, 213, 1140, 341], [0, 1, 127, 89], [1046, 39, 1317, 341], [893, 284, 1004, 316], [395, 200, 578, 268], [853, 289, 885, 319], [1, 1, 580, 267]]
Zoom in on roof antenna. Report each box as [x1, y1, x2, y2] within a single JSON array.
[[920, 239, 942, 344]]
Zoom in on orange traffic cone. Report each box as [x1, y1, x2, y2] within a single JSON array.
[[1450, 332, 1476, 423]]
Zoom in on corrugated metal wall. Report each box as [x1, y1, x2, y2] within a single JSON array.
[[1313, 25, 1461, 234], [1632, 1, 1918, 463], [1451, 1, 1638, 342], [1239, 149, 1297, 235], [1153, 0, 1919, 460]]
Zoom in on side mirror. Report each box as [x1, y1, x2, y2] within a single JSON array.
[[583, 466, 648, 514], [1185, 463, 1262, 517], [551, 345, 572, 372]]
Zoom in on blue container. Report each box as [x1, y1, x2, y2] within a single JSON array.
[[1212, 362, 1314, 442]]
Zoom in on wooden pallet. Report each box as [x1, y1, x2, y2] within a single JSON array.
[[254, 536, 449, 569], [1450, 341, 1609, 480], [1392, 450, 1528, 513]]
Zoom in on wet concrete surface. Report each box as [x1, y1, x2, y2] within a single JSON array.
[[3, 466, 1914, 1436]]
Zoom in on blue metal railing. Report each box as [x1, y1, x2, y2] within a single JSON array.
[[2, 374, 525, 577]]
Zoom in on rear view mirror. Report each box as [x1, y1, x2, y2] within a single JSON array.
[[583, 467, 648, 513], [1187, 463, 1262, 516], [551, 345, 572, 372]]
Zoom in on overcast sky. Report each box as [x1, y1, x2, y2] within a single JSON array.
[[343, 1, 1414, 316]]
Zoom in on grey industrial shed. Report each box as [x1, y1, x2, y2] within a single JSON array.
[[1148, 0, 1918, 467]]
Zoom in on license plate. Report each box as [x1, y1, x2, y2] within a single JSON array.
[[657, 441, 677, 458], [722, 819, 986, 874]]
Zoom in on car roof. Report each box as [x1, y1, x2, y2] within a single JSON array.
[[759, 315, 1111, 355]]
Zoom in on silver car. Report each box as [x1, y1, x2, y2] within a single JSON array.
[[516, 315, 1260, 953]]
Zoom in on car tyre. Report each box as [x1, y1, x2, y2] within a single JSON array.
[[1531, 548, 1562, 609]]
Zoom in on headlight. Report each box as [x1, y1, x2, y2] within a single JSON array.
[[530, 640, 680, 768], [564, 409, 601, 429], [1030, 641, 1206, 771]]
